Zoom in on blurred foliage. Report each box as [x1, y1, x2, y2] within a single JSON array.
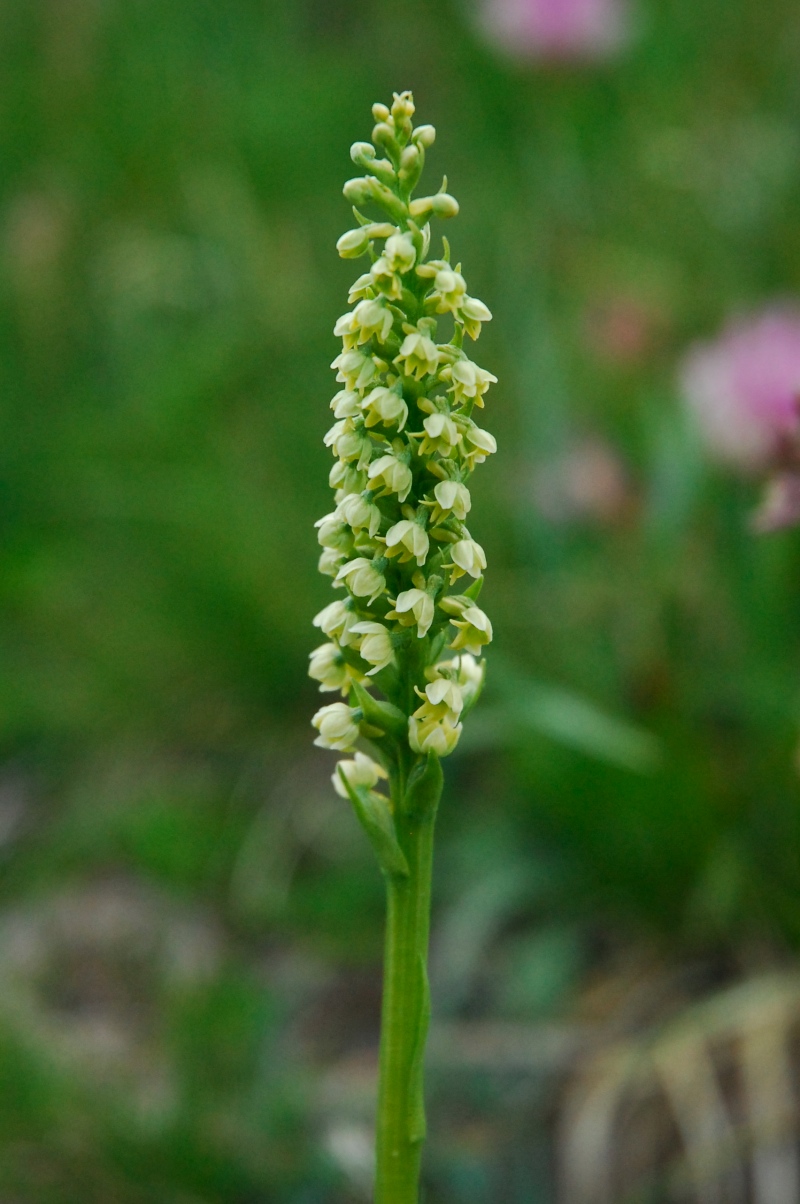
[[4, 0, 800, 1199]]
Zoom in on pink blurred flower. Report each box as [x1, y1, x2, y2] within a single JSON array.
[[680, 308, 800, 472], [478, 0, 631, 62]]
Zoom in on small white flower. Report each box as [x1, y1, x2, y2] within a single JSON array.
[[332, 348, 380, 391], [333, 751, 388, 797], [362, 386, 408, 431], [351, 298, 395, 345], [450, 538, 486, 580], [368, 452, 413, 503], [394, 330, 439, 380], [431, 268, 466, 314], [384, 232, 417, 273], [308, 643, 362, 693], [370, 256, 404, 300], [335, 556, 387, 603], [464, 424, 497, 463], [323, 420, 373, 469], [408, 699, 462, 756], [336, 227, 371, 258], [315, 511, 353, 554], [418, 412, 460, 456], [350, 621, 396, 673], [330, 389, 362, 419], [431, 480, 471, 522], [460, 296, 492, 340], [336, 492, 382, 538], [348, 272, 375, 303], [422, 678, 464, 714], [385, 519, 429, 566], [429, 653, 485, 710], [449, 605, 493, 655], [313, 599, 360, 647], [312, 702, 360, 751], [318, 547, 345, 577], [391, 588, 435, 637], [446, 359, 497, 406]]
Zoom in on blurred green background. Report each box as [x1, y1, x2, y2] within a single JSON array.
[[4, 0, 800, 1199]]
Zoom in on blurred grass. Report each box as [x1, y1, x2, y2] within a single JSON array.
[[3, 0, 800, 1199]]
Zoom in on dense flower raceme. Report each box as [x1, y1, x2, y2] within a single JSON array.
[[310, 92, 494, 790], [679, 307, 800, 531]]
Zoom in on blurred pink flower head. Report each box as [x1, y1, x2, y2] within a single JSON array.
[[478, 0, 631, 62], [680, 308, 800, 472]]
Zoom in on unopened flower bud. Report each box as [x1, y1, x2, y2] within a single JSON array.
[[371, 103, 391, 123], [391, 91, 415, 120], [312, 702, 360, 751], [350, 141, 376, 165], [431, 193, 459, 218], [333, 750, 388, 797], [337, 227, 371, 259], [413, 124, 436, 148], [309, 643, 358, 693], [373, 122, 396, 148], [351, 621, 396, 674], [343, 177, 374, 205], [400, 144, 420, 171]]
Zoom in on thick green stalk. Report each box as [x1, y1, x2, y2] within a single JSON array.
[[375, 774, 438, 1204]]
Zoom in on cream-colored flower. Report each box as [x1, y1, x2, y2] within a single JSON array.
[[431, 268, 466, 314], [312, 702, 360, 751], [336, 227, 371, 259], [418, 412, 460, 457], [315, 511, 354, 555], [420, 678, 464, 714], [408, 699, 462, 756], [390, 588, 435, 637], [444, 359, 497, 406], [351, 298, 395, 345], [313, 599, 360, 647], [318, 547, 344, 577], [362, 386, 408, 431], [332, 348, 381, 391], [448, 605, 493, 655], [464, 424, 497, 464], [336, 491, 382, 538], [348, 272, 375, 303], [429, 653, 485, 710], [370, 256, 403, 301], [384, 232, 416, 273], [431, 480, 471, 523], [394, 330, 439, 380], [330, 389, 361, 419], [308, 643, 362, 693], [368, 452, 413, 502], [335, 556, 387, 603], [323, 419, 373, 469], [460, 296, 492, 340], [450, 538, 486, 580], [385, 519, 429, 566], [333, 751, 388, 797], [351, 620, 396, 674]]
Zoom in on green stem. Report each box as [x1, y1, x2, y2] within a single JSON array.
[[375, 778, 438, 1204]]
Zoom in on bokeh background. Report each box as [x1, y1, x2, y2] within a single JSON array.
[[5, 0, 800, 1200]]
